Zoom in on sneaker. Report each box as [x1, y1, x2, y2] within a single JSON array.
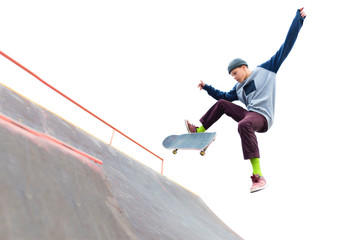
[[250, 174, 267, 193], [184, 120, 197, 133]]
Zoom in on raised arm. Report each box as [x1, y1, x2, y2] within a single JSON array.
[[259, 8, 306, 73]]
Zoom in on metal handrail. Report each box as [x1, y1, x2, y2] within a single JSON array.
[[0, 51, 164, 174]]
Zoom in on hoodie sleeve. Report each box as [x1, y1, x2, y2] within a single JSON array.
[[259, 9, 305, 73], [203, 84, 238, 102]]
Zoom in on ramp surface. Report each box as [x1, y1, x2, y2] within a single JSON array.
[[0, 84, 243, 240]]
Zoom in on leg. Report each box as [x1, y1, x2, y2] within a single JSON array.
[[238, 112, 268, 193], [238, 111, 268, 159], [200, 99, 247, 129], [185, 99, 246, 133]]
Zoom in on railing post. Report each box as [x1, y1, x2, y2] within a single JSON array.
[[109, 130, 115, 146], [161, 160, 164, 175]]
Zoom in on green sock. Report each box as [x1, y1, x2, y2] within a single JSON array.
[[250, 158, 262, 176], [197, 125, 206, 133]]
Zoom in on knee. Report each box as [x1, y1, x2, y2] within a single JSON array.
[[217, 99, 228, 105], [238, 120, 252, 133], [216, 99, 229, 108]]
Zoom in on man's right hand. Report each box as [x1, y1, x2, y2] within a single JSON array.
[[198, 80, 205, 90]]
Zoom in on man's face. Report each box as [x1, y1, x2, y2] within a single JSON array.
[[230, 66, 247, 83]]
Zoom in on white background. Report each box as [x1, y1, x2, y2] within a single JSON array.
[[1, 0, 360, 239]]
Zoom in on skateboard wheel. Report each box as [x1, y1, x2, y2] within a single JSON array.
[[173, 149, 178, 155], [200, 151, 205, 156]]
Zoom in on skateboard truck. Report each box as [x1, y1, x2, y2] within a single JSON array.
[[172, 148, 206, 156], [171, 139, 214, 156]]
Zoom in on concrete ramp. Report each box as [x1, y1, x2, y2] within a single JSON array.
[[0, 84, 243, 240]]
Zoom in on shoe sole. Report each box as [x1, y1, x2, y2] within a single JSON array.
[[184, 120, 192, 133], [250, 183, 267, 193]]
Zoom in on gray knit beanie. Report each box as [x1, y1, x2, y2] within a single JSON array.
[[228, 58, 248, 74]]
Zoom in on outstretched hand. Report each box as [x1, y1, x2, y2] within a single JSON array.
[[198, 80, 205, 90], [299, 7, 306, 18]]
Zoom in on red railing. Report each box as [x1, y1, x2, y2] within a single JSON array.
[[0, 50, 164, 174]]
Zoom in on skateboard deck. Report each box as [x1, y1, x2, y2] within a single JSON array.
[[162, 132, 216, 156]]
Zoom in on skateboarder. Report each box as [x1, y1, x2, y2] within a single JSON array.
[[185, 8, 306, 193]]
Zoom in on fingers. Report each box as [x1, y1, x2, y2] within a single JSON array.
[[198, 80, 205, 90], [299, 7, 306, 18]]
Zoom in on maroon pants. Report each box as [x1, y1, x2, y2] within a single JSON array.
[[200, 99, 268, 160]]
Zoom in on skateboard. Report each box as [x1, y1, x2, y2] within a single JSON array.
[[162, 132, 216, 156]]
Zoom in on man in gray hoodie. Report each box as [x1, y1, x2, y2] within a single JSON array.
[[186, 8, 306, 193]]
